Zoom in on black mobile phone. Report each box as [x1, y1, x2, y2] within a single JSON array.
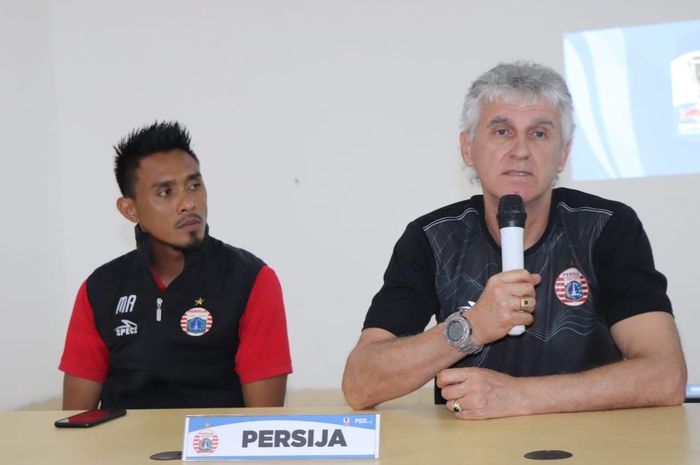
[[54, 408, 127, 428]]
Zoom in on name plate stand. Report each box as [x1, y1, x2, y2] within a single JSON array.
[[182, 413, 380, 461]]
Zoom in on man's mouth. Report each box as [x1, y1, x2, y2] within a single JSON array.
[[176, 215, 203, 229], [503, 169, 532, 177]]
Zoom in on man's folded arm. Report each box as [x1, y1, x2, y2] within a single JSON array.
[[342, 326, 463, 409], [504, 311, 684, 416]]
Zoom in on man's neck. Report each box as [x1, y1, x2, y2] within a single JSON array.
[[148, 238, 186, 288], [483, 192, 553, 250]]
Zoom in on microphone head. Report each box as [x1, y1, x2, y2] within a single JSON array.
[[497, 194, 527, 228]]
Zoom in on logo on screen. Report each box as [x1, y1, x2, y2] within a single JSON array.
[[671, 50, 700, 136]]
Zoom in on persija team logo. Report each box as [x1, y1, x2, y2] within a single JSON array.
[[555, 267, 589, 306]]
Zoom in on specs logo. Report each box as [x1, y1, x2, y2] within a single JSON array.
[[114, 319, 138, 337]]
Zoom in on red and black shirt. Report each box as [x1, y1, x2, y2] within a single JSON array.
[[60, 227, 292, 408]]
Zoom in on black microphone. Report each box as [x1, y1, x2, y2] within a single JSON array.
[[497, 194, 527, 336]]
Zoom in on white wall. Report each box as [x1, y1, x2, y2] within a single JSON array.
[[1, 0, 698, 410], [0, 0, 65, 409]]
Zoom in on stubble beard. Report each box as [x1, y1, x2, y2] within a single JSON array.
[[150, 229, 205, 254], [174, 230, 205, 252]]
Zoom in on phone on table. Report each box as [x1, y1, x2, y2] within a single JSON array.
[[54, 408, 127, 428]]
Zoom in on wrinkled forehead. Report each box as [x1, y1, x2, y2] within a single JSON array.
[[479, 88, 559, 109], [478, 95, 561, 121]]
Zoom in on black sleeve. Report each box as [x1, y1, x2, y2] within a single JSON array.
[[363, 221, 440, 336], [593, 205, 672, 327]]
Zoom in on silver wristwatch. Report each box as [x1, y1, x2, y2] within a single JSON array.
[[443, 308, 483, 354]]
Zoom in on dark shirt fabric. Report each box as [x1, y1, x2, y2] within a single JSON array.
[[363, 188, 672, 403], [86, 227, 263, 408]]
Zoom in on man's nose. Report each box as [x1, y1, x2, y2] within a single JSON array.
[[177, 190, 196, 213], [510, 134, 531, 160]]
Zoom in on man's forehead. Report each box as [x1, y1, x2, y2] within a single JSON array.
[[486, 115, 556, 126], [134, 151, 202, 185], [480, 97, 560, 124]]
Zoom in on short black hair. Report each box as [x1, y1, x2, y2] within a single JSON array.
[[114, 121, 199, 197]]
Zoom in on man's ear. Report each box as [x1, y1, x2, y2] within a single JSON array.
[[116, 197, 139, 224], [459, 131, 475, 167]]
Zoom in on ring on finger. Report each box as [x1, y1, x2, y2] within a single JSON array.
[[519, 297, 532, 311], [452, 400, 462, 413]]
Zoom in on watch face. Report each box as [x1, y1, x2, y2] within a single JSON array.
[[446, 319, 466, 343]]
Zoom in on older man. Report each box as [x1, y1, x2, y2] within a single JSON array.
[[342, 61, 686, 419]]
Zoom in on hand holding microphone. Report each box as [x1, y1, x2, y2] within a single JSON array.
[[497, 194, 528, 336]]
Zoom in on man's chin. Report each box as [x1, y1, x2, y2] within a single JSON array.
[[176, 232, 205, 252], [149, 229, 206, 252]]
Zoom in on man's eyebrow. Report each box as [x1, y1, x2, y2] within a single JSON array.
[[533, 118, 555, 127], [150, 172, 202, 190], [486, 116, 556, 127], [486, 116, 510, 126], [151, 179, 174, 190]]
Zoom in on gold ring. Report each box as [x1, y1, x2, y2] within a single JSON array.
[[520, 297, 531, 311], [452, 400, 462, 413]]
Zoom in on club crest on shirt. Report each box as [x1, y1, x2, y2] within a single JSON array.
[[192, 430, 219, 455], [180, 307, 213, 336], [555, 267, 589, 306]]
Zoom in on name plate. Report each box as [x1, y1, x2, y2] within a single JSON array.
[[182, 413, 380, 461]]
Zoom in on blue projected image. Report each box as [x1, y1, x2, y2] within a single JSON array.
[[564, 19, 700, 181]]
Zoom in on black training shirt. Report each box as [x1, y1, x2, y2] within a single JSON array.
[[364, 188, 671, 402]]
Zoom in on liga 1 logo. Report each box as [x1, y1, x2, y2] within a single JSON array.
[[555, 267, 589, 306], [181, 307, 213, 336]]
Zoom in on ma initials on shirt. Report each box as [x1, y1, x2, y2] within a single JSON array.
[[115, 295, 137, 314]]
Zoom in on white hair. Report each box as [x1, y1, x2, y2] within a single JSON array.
[[461, 61, 575, 147]]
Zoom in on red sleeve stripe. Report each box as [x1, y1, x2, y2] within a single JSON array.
[[58, 281, 110, 383], [235, 266, 292, 384]]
